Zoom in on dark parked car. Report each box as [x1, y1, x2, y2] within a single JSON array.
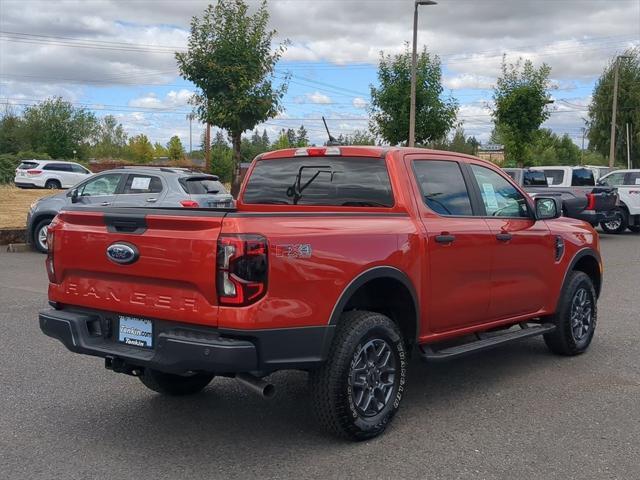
[[27, 167, 234, 252]]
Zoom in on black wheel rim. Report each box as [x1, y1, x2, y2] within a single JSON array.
[[349, 338, 397, 417], [570, 288, 593, 342]]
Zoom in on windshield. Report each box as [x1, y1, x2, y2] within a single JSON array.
[[243, 157, 394, 207], [18, 161, 39, 170]]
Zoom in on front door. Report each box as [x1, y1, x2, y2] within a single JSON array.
[[75, 173, 124, 207], [466, 162, 554, 319], [409, 158, 494, 333]]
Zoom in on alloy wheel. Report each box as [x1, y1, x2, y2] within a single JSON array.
[[349, 338, 397, 417], [570, 288, 593, 342]]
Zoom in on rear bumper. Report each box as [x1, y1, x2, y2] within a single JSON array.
[[573, 209, 616, 226], [15, 181, 39, 188], [39, 307, 334, 374]]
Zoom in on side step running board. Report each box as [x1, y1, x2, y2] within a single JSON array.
[[419, 323, 556, 362]]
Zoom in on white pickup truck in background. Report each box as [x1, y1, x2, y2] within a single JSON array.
[[597, 169, 640, 233]]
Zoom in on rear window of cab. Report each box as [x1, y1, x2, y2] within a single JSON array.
[[242, 157, 394, 207]]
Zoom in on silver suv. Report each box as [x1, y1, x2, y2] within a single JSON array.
[[27, 167, 234, 252]]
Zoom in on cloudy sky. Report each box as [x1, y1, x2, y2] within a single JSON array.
[[1, 0, 639, 148]]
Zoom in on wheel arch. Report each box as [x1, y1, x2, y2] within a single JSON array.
[[30, 213, 56, 243], [564, 248, 602, 298], [328, 266, 420, 348]]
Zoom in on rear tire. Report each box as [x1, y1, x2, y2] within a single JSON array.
[[600, 207, 628, 234], [544, 271, 597, 356], [309, 310, 407, 441], [44, 179, 61, 189], [32, 218, 51, 253], [139, 369, 214, 396]]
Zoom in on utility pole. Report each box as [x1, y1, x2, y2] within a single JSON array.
[[186, 113, 194, 156], [626, 123, 631, 170], [205, 123, 211, 172], [609, 55, 632, 167], [409, 0, 437, 148], [581, 127, 587, 165]]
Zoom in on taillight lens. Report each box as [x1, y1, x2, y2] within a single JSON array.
[[180, 200, 199, 208], [45, 223, 58, 283], [27, 169, 42, 175], [216, 235, 268, 306], [585, 193, 596, 211]]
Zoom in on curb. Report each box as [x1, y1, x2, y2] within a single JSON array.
[[6, 243, 31, 253]]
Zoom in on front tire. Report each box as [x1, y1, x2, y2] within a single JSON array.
[[32, 218, 51, 253], [544, 271, 597, 356], [309, 310, 407, 441], [600, 207, 628, 234], [139, 369, 214, 396]]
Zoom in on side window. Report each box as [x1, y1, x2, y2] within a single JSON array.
[[542, 169, 565, 186], [523, 170, 547, 186], [601, 172, 626, 186], [122, 175, 163, 194], [412, 160, 473, 216], [624, 172, 640, 186], [470, 164, 529, 218], [79, 174, 121, 197], [71, 164, 88, 174], [44, 163, 72, 172]]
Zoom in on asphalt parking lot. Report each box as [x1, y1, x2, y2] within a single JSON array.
[[1, 233, 639, 480]]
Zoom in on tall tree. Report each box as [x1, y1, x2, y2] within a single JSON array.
[[369, 45, 458, 146], [296, 125, 309, 147], [344, 129, 376, 145], [176, 0, 289, 193], [21, 97, 98, 159], [93, 115, 127, 159], [587, 48, 640, 167], [126, 134, 154, 163], [0, 108, 28, 154], [261, 129, 270, 148], [492, 56, 553, 167], [167, 135, 185, 160]]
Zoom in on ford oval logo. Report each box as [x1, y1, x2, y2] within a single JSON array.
[[106, 243, 139, 265]]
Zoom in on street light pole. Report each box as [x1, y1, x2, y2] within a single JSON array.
[[609, 55, 632, 167], [409, 0, 437, 148]]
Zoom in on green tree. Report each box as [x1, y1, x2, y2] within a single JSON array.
[[210, 131, 233, 181], [176, 0, 289, 191], [126, 134, 154, 163], [92, 115, 127, 159], [587, 48, 640, 167], [271, 129, 290, 150], [344, 129, 376, 145], [369, 44, 458, 146], [492, 56, 553, 167], [21, 97, 98, 159], [261, 129, 270, 148], [0, 108, 29, 154], [167, 135, 185, 160], [154, 142, 168, 157], [296, 125, 309, 147]]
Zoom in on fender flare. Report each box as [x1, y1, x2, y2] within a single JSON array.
[[561, 247, 602, 298], [327, 266, 420, 341]]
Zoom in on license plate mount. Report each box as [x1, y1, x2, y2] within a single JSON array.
[[118, 316, 153, 349]]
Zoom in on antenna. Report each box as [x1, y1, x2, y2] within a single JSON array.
[[322, 116, 341, 146]]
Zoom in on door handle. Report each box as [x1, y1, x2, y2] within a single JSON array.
[[146, 198, 157, 202], [496, 233, 513, 242], [100, 202, 111, 206], [435, 234, 456, 244]]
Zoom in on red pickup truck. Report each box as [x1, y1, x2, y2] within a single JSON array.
[[40, 146, 602, 440]]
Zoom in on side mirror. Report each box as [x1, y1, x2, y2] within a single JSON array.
[[535, 197, 561, 220], [69, 188, 79, 203]]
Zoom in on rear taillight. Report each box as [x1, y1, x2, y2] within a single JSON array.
[[180, 200, 199, 208], [586, 193, 596, 211], [27, 169, 42, 175], [216, 235, 268, 306], [294, 146, 341, 157], [45, 224, 59, 283]]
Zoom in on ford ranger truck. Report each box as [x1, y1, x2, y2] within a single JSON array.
[[40, 146, 603, 441]]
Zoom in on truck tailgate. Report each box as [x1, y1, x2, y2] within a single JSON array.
[[591, 187, 618, 212], [48, 208, 226, 326]]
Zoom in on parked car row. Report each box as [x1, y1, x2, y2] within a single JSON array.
[[23, 163, 234, 252], [15, 160, 92, 189]]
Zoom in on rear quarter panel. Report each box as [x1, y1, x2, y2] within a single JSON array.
[[217, 213, 421, 330]]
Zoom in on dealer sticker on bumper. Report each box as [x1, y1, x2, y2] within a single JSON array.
[[119, 316, 153, 348]]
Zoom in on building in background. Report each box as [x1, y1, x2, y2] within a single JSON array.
[[477, 144, 505, 164]]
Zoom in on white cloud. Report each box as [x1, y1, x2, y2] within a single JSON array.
[[128, 89, 193, 109], [306, 91, 332, 104], [444, 74, 494, 91], [352, 97, 368, 109]]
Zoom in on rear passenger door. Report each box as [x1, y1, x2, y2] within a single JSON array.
[[409, 157, 494, 333], [113, 174, 165, 207], [466, 162, 554, 319]]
